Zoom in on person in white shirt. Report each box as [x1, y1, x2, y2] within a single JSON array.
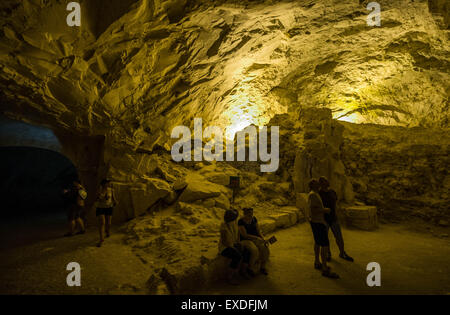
[[308, 179, 339, 279], [218, 209, 251, 284]]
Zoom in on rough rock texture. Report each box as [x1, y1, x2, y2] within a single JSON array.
[[1, 0, 448, 222], [293, 107, 354, 203], [124, 201, 305, 294], [341, 121, 450, 223], [341, 204, 378, 230], [1, 0, 449, 147], [0, 0, 449, 294]]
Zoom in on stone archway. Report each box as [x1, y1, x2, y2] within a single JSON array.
[[0, 116, 106, 225], [54, 130, 106, 225]]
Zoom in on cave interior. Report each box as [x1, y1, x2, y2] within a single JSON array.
[[0, 0, 449, 295]]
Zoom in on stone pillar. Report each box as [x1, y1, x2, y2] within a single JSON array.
[[293, 107, 354, 203], [55, 130, 105, 225]]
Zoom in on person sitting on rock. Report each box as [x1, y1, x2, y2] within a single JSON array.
[[319, 176, 353, 262], [62, 179, 86, 237], [218, 209, 252, 284], [238, 207, 270, 275], [307, 179, 339, 279]]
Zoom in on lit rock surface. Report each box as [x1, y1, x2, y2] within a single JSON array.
[[341, 121, 450, 223], [0, 0, 449, 294], [1, 0, 449, 147]]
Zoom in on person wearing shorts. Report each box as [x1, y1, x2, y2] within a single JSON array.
[[319, 176, 353, 262], [307, 179, 339, 279], [95, 179, 117, 247]]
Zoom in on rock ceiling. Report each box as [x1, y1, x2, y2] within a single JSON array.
[[0, 0, 448, 149]]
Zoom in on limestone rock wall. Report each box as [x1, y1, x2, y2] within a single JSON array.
[[341, 122, 450, 223], [427, 0, 450, 29], [1, 0, 448, 152], [0, 0, 448, 225], [292, 107, 354, 203]]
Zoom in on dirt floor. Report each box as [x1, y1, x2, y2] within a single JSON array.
[[200, 223, 450, 295], [1, 214, 449, 295], [0, 213, 151, 294]]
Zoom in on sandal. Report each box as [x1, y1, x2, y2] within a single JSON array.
[[96, 240, 104, 247], [64, 232, 74, 237], [314, 262, 322, 270], [260, 268, 268, 276], [339, 253, 354, 262], [75, 230, 86, 235], [322, 268, 340, 279]]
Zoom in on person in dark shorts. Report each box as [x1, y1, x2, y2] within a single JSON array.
[[319, 176, 353, 262], [95, 179, 117, 247], [307, 179, 339, 279], [218, 209, 251, 285], [62, 179, 86, 237], [238, 207, 270, 275]]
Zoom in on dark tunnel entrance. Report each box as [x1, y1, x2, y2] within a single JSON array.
[[0, 146, 79, 250], [0, 116, 105, 249], [0, 146, 78, 217]]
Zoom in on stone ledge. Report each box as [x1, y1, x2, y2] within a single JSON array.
[[342, 205, 378, 231], [147, 207, 306, 294]]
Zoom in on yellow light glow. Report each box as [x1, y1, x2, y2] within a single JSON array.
[[220, 58, 286, 139], [222, 91, 269, 139], [336, 113, 361, 123], [226, 119, 252, 140], [330, 93, 364, 124]]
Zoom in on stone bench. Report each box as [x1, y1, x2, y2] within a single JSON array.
[[149, 206, 306, 294], [342, 205, 378, 230]]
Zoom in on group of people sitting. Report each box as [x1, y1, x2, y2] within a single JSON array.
[[218, 175, 353, 284], [218, 207, 270, 285]]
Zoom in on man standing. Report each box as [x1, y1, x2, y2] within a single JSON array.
[[307, 179, 339, 279], [319, 176, 353, 262]]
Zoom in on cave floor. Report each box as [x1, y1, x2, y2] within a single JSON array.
[[1, 217, 449, 295], [199, 223, 450, 295], [0, 215, 151, 295]]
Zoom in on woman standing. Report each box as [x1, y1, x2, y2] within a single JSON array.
[[95, 179, 117, 247]]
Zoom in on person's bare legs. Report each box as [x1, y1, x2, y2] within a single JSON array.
[[75, 217, 85, 233], [321, 245, 339, 278], [241, 240, 259, 275], [314, 243, 321, 267], [97, 215, 105, 247], [255, 240, 269, 271], [67, 220, 76, 235], [321, 246, 329, 270], [331, 223, 353, 261], [105, 215, 112, 237], [336, 235, 345, 255]]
